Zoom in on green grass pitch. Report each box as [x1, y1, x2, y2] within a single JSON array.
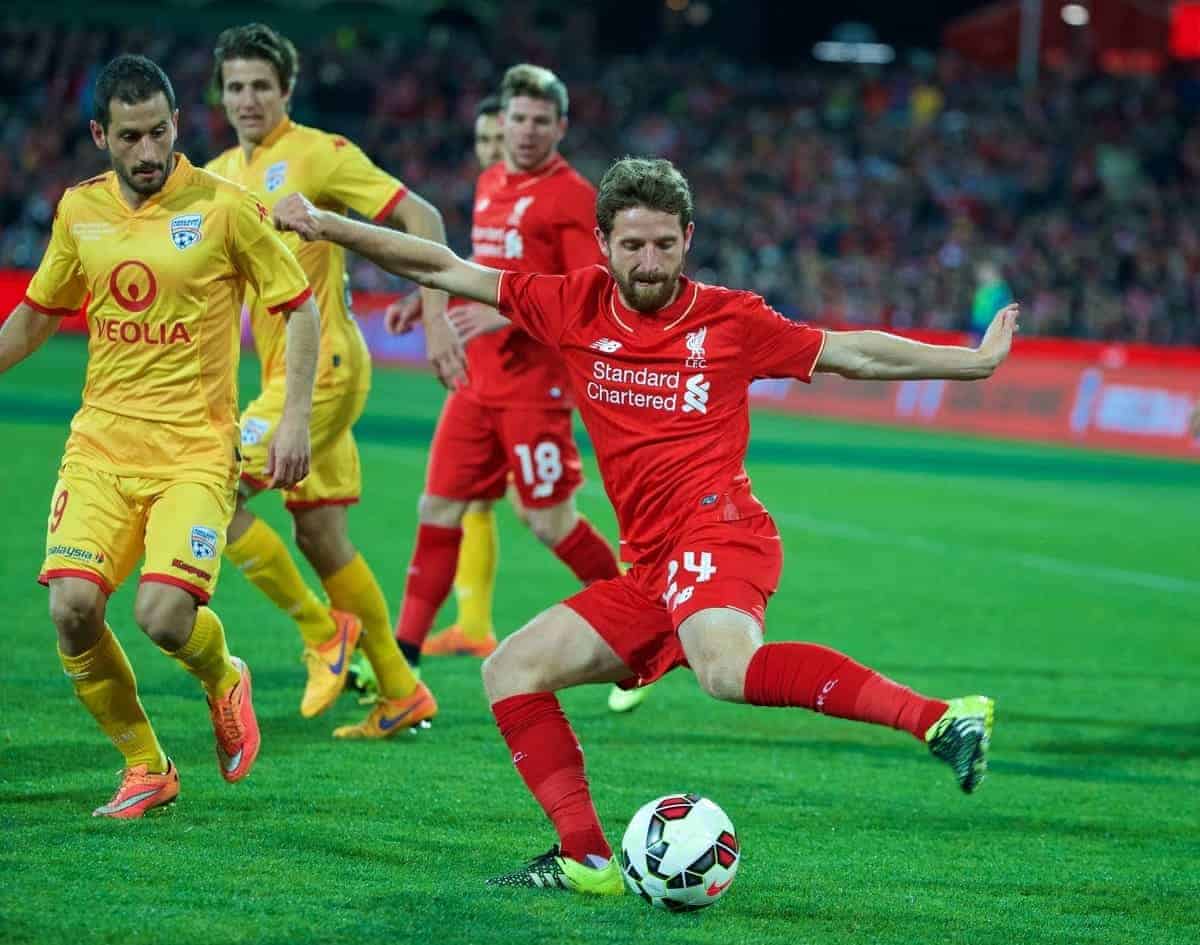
[[1, 336, 1197, 945]]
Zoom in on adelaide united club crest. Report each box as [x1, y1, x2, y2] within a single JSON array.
[[169, 214, 202, 250]]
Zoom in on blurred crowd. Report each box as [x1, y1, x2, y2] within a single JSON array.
[[4, 18, 1200, 345]]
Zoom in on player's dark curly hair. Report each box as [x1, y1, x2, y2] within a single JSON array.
[[94, 55, 176, 129], [212, 22, 299, 93], [595, 157, 694, 237]]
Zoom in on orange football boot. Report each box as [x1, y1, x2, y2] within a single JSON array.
[[208, 656, 261, 782], [421, 625, 497, 659], [92, 761, 180, 819]]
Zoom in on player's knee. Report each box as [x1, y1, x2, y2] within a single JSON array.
[[292, 518, 323, 561], [133, 589, 197, 649], [482, 637, 541, 701], [481, 648, 512, 701], [525, 505, 575, 547], [48, 583, 105, 648], [693, 659, 746, 702], [419, 493, 466, 527], [526, 518, 558, 547]]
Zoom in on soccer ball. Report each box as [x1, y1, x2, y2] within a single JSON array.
[[620, 793, 740, 911]]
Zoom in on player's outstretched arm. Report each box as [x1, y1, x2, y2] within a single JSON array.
[[277, 192, 489, 387], [0, 303, 61, 374], [816, 304, 1019, 381], [266, 296, 320, 490], [385, 191, 465, 387], [275, 193, 500, 307]]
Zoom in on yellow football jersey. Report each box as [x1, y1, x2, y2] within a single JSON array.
[[206, 117, 407, 389], [24, 153, 311, 485]]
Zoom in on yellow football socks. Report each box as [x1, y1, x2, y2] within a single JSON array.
[[59, 626, 168, 772], [225, 515, 337, 645], [454, 507, 498, 641], [164, 606, 241, 699], [324, 553, 418, 699]]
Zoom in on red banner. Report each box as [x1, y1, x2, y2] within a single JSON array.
[[750, 351, 1200, 459], [3, 268, 1196, 459]]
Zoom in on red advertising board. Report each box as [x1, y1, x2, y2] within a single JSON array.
[[750, 343, 1200, 459], [2, 268, 1196, 459]]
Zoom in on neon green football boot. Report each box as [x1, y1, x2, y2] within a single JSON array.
[[607, 682, 653, 714], [926, 695, 994, 793], [486, 846, 625, 895]]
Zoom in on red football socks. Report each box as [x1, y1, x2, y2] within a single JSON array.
[[394, 523, 463, 657], [742, 642, 948, 739], [553, 519, 620, 586], [492, 692, 612, 864]]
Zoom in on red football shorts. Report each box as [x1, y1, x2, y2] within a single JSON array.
[[425, 390, 583, 509], [564, 513, 783, 688]]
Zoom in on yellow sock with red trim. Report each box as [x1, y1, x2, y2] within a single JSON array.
[[454, 508, 498, 641], [59, 626, 168, 772], [225, 516, 335, 645], [164, 607, 241, 699], [323, 553, 418, 699]]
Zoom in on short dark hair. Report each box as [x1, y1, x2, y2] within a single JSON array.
[[475, 95, 501, 119], [595, 157, 694, 238], [94, 55, 176, 129], [212, 22, 299, 93], [499, 64, 568, 118]]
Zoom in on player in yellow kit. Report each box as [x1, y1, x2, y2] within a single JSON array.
[[206, 23, 460, 736], [0, 55, 320, 818]]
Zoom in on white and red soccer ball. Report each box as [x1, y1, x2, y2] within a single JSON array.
[[620, 793, 740, 911]]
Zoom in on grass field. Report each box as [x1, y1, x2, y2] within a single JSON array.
[[1, 336, 1197, 945]]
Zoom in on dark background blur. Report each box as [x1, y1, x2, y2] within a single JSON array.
[[4, 0, 1198, 344]]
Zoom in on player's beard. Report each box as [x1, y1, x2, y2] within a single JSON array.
[[115, 154, 172, 196], [614, 261, 684, 313]]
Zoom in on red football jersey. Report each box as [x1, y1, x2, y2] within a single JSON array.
[[496, 266, 827, 565], [461, 154, 602, 408]]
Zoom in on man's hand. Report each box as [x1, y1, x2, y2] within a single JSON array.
[[424, 310, 468, 389], [448, 304, 510, 344], [975, 304, 1020, 374], [385, 292, 423, 335], [274, 193, 326, 242], [265, 413, 311, 489]]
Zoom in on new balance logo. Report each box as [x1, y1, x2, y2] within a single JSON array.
[[682, 373, 710, 413], [590, 338, 623, 353]]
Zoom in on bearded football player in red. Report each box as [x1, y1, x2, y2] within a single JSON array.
[[274, 156, 1016, 895]]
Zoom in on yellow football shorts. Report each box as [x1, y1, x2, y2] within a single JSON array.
[[39, 463, 237, 602], [238, 380, 369, 510]]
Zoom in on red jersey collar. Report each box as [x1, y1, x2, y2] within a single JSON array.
[[607, 275, 700, 334], [502, 153, 567, 189]]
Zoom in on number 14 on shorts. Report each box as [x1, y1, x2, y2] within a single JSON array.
[[663, 551, 717, 611]]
